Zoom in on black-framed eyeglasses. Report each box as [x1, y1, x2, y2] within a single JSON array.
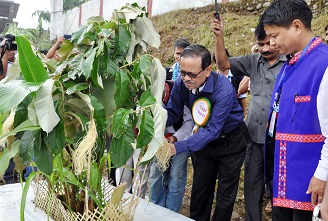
[[179, 68, 205, 78]]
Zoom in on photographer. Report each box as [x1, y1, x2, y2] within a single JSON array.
[[0, 38, 8, 81], [46, 35, 65, 61], [7, 49, 16, 70], [0, 34, 16, 81]]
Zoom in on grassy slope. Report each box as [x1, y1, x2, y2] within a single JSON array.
[[149, 3, 328, 68]]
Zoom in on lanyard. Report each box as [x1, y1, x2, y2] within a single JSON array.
[[268, 37, 316, 137], [273, 37, 316, 105]]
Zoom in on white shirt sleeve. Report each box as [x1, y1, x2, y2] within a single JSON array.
[[173, 106, 194, 142], [239, 93, 247, 99], [314, 67, 328, 181]]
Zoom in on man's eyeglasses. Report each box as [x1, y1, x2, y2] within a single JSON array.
[[179, 68, 205, 78]]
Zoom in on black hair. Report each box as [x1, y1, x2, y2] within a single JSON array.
[[212, 48, 230, 63], [173, 38, 190, 49], [260, 0, 312, 30], [181, 44, 211, 70], [325, 25, 328, 32], [39, 49, 49, 55], [212, 51, 216, 63], [255, 23, 267, 41]]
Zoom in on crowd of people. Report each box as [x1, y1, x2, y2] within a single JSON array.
[[1, 0, 328, 220], [162, 0, 328, 220], [116, 0, 328, 220]]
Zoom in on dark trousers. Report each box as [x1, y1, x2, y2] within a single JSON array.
[[273, 206, 312, 221], [3, 159, 19, 184], [190, 122, 249, 221], [244, 141, 265, 221]]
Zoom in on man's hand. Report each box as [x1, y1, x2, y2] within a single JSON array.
[[56, 36, 65, 46], [306, 176, 326, 205], [0, 44, 8, 80], [169, 142, 177, 157], [211, 11, 230, 72], [0, 39, 6, 48], [211, 12, 224, 36]]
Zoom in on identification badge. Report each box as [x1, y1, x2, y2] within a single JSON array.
[[268, 110, 277, 137], [192, 98, 211, 134]]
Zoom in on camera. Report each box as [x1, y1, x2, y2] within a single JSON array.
[[0, 34, 17, 61], [64, 34, 71, 40], [0, 34, 17, 51]]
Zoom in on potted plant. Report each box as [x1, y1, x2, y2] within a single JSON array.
[[0, 3, 170, 220]]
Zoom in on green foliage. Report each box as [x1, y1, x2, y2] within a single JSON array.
[[19, 130, 38, 163], [114, 70, 133, 108], [112, 108, 133, 139], [0, 3, 166, 217], [0, 81, 42, 112], [20, 171, 41, 221], [140, 89, 156, 108], [110, 134, 135, 168], [34, 138, 53, 175], [32, 10, 50, 24], [136, 110, 154, 148], [0, 119, 40, 140], [2, 19, 51, 52], [0, 140, 19, 178], [16, 36, 49, 82], [32, 9, 50, 36], [43, 120, 65, 155]]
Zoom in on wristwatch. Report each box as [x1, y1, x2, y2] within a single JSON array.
[[313, 204, 324, 221]]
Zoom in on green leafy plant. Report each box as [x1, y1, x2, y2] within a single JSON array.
[[0, 3, 168, 220]]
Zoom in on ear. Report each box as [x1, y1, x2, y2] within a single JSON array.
[[205, 66, 212, 77], [291, 19, 303, 33]]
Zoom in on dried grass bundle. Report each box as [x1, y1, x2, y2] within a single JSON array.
[[0, 109, 15, 147], [154, 139, 171, 171], [73, 116, 98, 175]]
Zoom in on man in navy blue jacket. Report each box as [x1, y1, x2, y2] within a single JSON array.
[[166, 44, 249, 221]]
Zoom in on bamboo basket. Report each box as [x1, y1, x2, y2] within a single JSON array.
[[32, 179, 139, 221]]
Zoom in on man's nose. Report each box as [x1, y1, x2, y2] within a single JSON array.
[[262, 44, 271, 52], [182, 75, 191, 81], [269, 39, 276, 47]]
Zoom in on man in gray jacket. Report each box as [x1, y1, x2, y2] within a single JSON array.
[[211, 17, 286, 221]]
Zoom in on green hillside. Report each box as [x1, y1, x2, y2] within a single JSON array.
[[149, 3, 328, 67]]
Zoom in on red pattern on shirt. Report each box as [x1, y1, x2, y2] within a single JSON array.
[[289, 37, 322, 65], [278, 141, 287, 199], [294, 95, 311, 103], [275, 133, 325, 143], [273, 198, 314, 211]]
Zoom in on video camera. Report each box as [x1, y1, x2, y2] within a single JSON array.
[[0, 34, 17, 60], [64, 34, 72, 40]]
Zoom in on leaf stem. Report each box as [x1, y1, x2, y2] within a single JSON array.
[[107, 103, 157, 119]]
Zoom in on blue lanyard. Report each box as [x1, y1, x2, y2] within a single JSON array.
[[273, 37, 316, 105]]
